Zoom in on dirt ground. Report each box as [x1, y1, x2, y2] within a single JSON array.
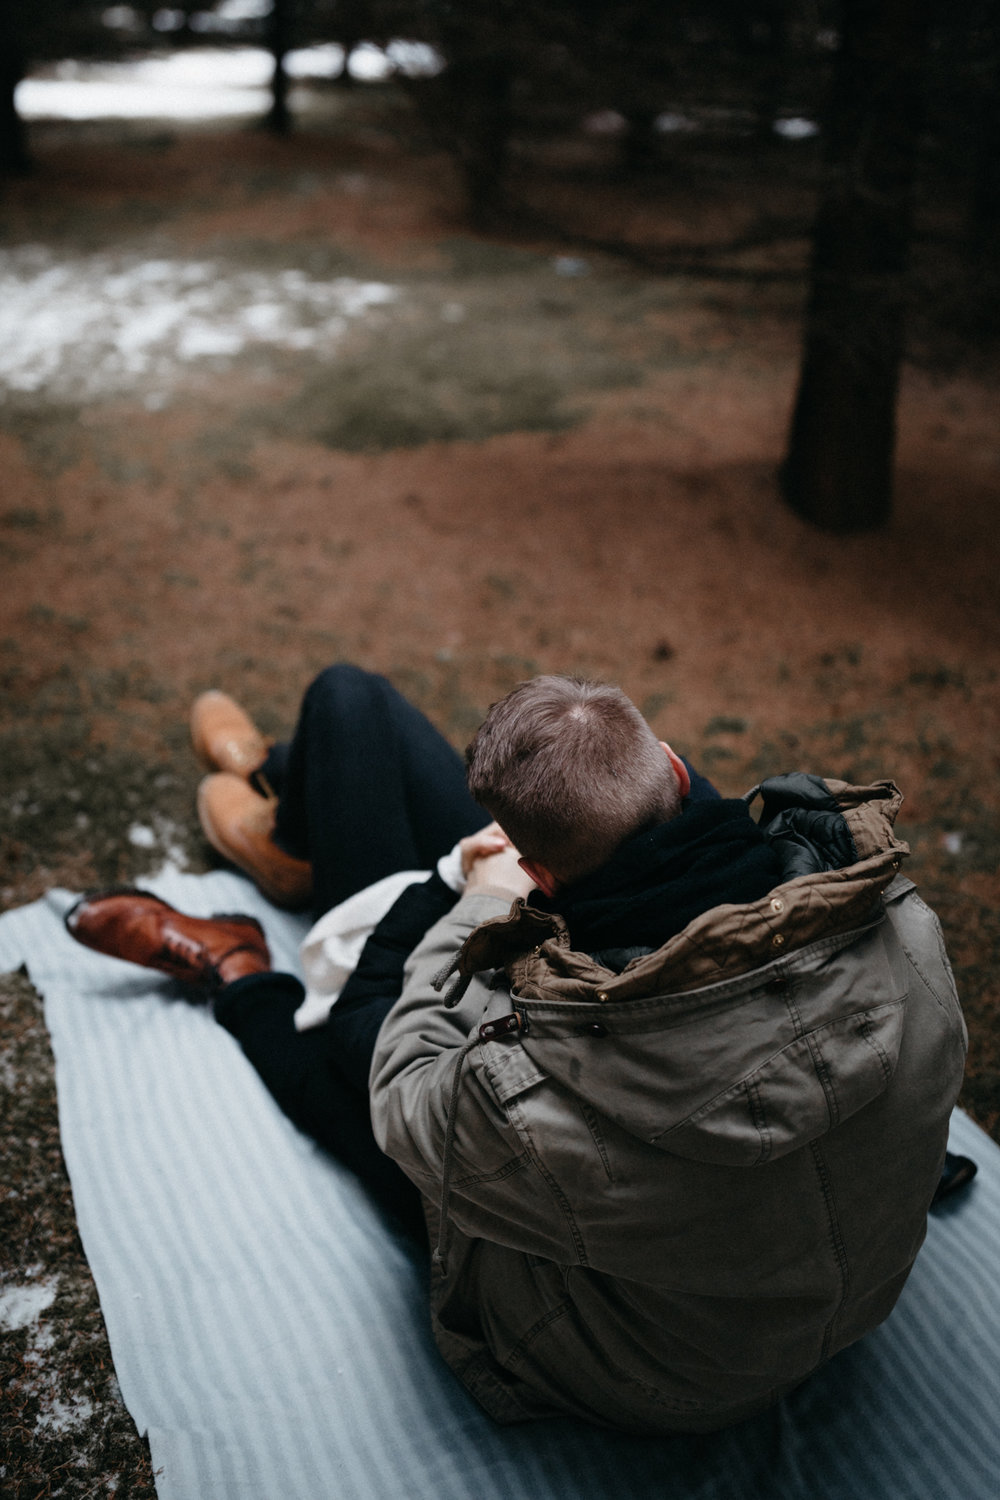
[[1, 86, 998, 1493]]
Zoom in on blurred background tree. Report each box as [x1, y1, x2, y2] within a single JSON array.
[[1, 2, 132, 173], [781, 0, 932, 532], [782, 0, 1000, 530], [2, 0, 995, 531], [362, 0, 838, 222]]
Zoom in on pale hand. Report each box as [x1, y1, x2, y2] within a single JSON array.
[[465, 842, 537, 899], [459, 822, 510, 877]]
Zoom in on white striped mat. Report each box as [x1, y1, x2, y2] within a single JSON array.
[[2, 867, 998, 1500]]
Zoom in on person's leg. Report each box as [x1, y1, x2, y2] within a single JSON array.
[[215, 972, 424, 1238], [213, 866, 459, 1237], [270, 664, 488, 914], [66, 888, 426, 1236]]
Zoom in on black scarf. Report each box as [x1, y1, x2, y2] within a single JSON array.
[[534, 799, 782, 956]]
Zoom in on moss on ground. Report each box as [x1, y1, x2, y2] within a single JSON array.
[[0, 971, 158, 1499], [0, 697, 206, 908]]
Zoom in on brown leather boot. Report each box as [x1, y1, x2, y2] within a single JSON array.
[[65, 888, 271, 990], [191, 690, 271, 779], [197, 773, 312, 910]]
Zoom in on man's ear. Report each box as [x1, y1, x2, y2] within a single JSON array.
[[660, 742, 691, 798], [518, 856, 560, 898]]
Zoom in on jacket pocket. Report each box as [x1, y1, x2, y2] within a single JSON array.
[[654, 998, 905, 1166]]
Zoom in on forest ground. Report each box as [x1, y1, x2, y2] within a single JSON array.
[[1, 82, 998, 1495]]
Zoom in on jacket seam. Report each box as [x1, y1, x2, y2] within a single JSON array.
[[786, 986, 841, 1129], [805, 1032, 840, 1128], [897, 938, 954, 1015], [453, 1353, 547, 1422], [609, 1368, 711, 1414], [580, 1101, 614, 1181], [450, 1152, 531, 1189], [500, 1300, 572, 1371], [746, 1077, 772, 1164], [808, 1140, 851, 1360], [507, 1096, 590, 1264], [856, 1013, 894, 1083], [894, 895, 963, 1025]]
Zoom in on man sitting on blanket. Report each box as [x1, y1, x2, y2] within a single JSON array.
[[66, 664, 972, 1434]]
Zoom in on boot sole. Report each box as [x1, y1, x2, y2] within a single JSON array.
[[65, 885, 266, 940]]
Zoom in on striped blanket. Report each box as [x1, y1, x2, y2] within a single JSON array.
[[1, 867, 997, 1500]]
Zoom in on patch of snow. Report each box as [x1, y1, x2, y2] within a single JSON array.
[[125, 822, 190, 874], [0, 1278, 59, 1332], [215, 0, 272, 21], [35, 1392, 97, 1432], [941, 831, 964, 855], [383, 40, 443, 79], [31, 1320, 58, 1352], [152, 8, 187, 31], [177, 322, 246, 359], [0, 247, 399, 403], [773, 116, 819, 140], [138, 824, 193, 878], [227, 0, 272, 16], [18, 42, 442, 122], [18, 48, 274, 121], [103, 6, 143, 30], [655, 111, 698, 134]]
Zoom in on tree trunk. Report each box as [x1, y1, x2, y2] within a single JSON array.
[[750, 0, 793, 141], [781, 0, 931, 531], [0, 16, 30, 175], [620, 109, 660, 174], [332, 0, 368, 86], [438, 55, 513, 227], [968, 5, 1000, 256], [267, 0, 294, 135]]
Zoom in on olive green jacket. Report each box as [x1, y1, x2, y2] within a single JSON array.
[[369, 780, 967, 1433]]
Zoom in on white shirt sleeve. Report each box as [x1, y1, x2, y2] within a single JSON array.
[[293, 835, 469, 1030], [435, 840, 467, 894]]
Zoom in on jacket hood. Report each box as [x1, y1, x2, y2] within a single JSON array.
[[461, 777, 910, 1165]]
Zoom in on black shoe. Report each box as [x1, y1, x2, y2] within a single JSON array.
[[931, 1151, 977, 1205]]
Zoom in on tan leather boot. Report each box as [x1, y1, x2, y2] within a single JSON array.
[[197, 773, 312, 910], [191, 690, 271, 779]]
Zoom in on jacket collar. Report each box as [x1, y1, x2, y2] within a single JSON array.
[[445, 778, 907, 1002]]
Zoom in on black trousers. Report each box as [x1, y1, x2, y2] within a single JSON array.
[[214, 664, 488, 1235], [267, 662, 488, 918]]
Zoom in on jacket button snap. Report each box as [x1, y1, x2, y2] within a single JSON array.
[[595, 990, 609, 1003], [770, 897, 784, 913], [580, 1022, 608, 1037], [772, 933, 785, 948]]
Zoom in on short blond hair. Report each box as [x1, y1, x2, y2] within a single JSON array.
[[466, 676, 682, 883]]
